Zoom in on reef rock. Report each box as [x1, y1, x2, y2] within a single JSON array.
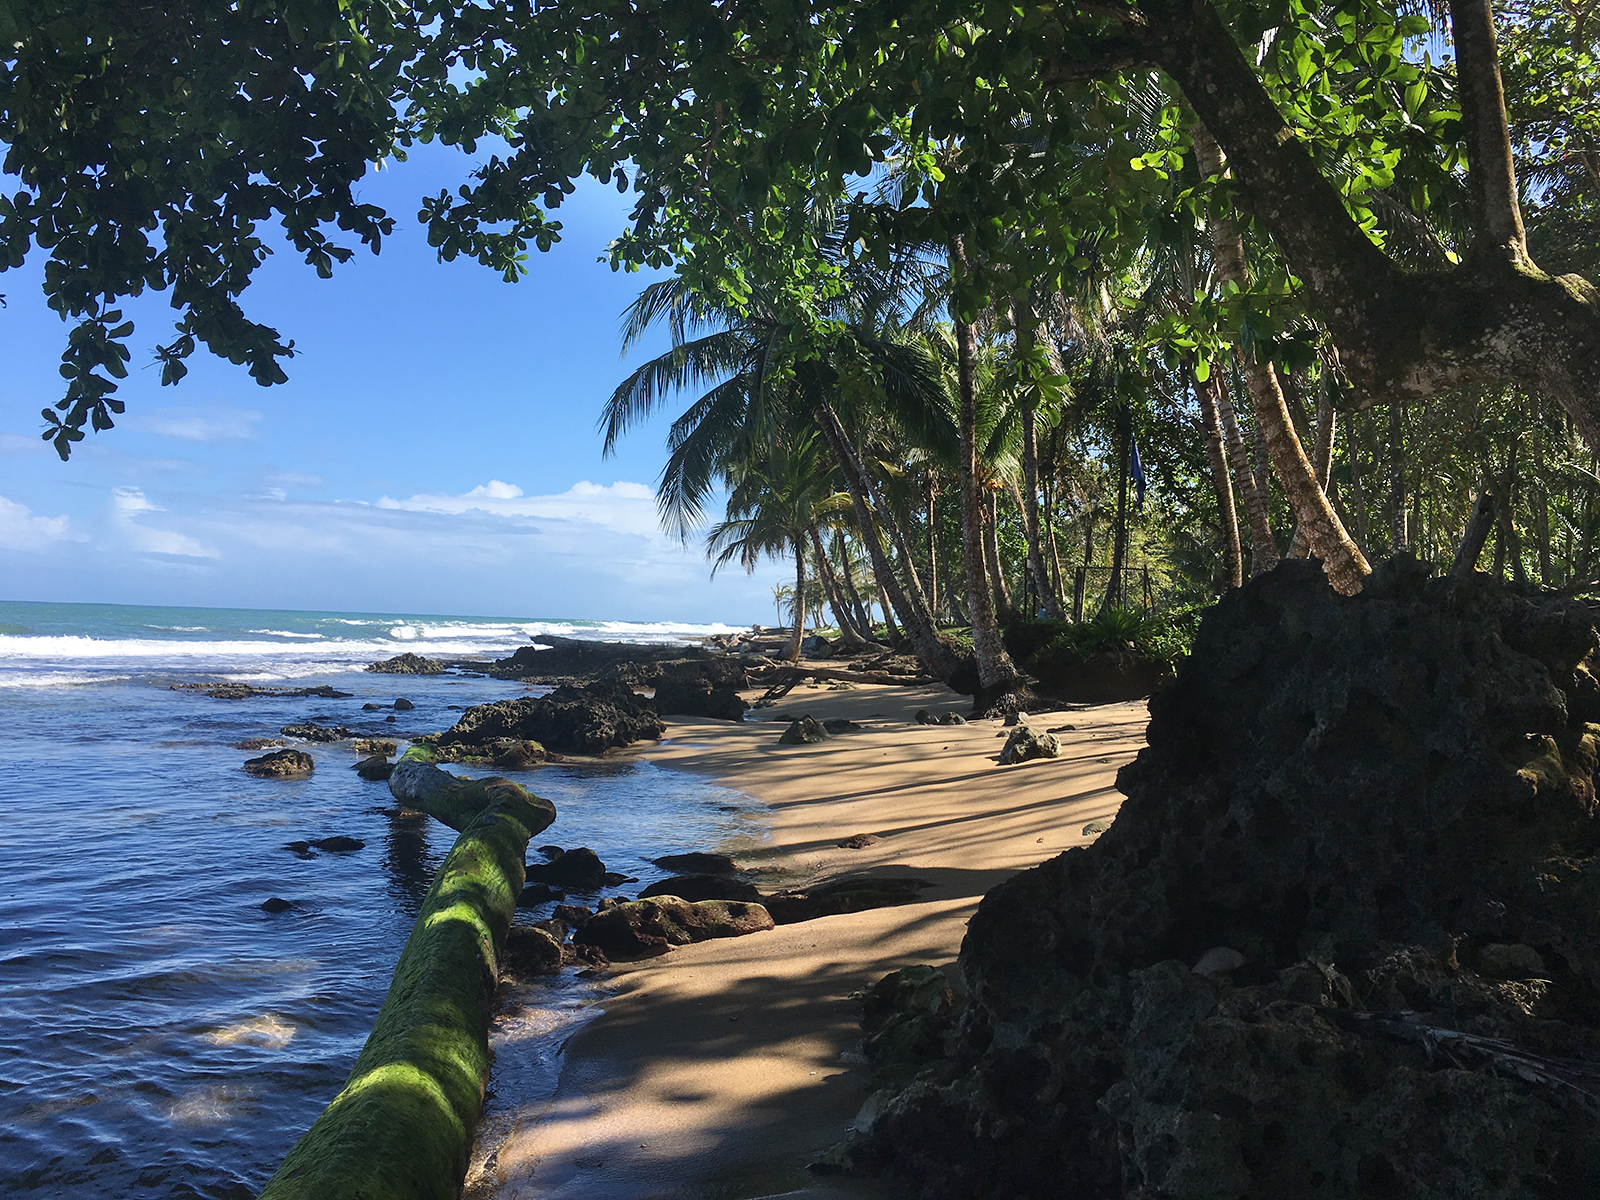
[[365, 653, 446, 675], [651, 673, 749, 722], [854, 558, 1600, 1200], [637, 873, 763, 903], [243, 748, 315, 778], [431, 681, 665, 756], [997, 724, 1061, 765], [524, 846, 608, 891], [280, 721, 351, 743], [778, 715, 830, 744]]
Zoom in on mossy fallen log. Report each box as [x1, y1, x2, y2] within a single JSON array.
[[258, 752, 556, 1200]]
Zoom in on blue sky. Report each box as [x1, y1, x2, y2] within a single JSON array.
[[0, 146, 788, 625]]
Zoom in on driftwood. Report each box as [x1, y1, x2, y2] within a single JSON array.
[[753, 664, 936, 701]]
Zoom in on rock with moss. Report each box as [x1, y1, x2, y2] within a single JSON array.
[[258, 765, 554, 1200]]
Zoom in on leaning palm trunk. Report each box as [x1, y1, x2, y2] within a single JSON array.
[[951, 241, 1021, 691], [836, 530, 877, 635], [1194, 123, 1369, 595], [1211, 370, 1277, 574], [1286, 384, 1337, 560], [783, 547, 806, 661], [983, 491, 1014, 623], [1193, 363, 1244, 588], [815, 401, 962, 678]]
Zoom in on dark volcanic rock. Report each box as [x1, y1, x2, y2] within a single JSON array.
[[234, 737, 285, 751], [573, 896, 774, 959], [651, 674, 748, 722], [243, 749, 315, 778], [517, 883, 566, 906], [260, 897, 294, 913], [823, 718, 863, 734], [280, 721, 351, 743], [996, 724, 1061, 765], [432, 681, 665, 755], [504, 924, 564, 975], [186, 682, 353, 700], [524, 847, 607, 891], [310, 836, 364, 852], [855, 558, 1600, 1200], [351, 738, 396, 757], [861, 966, 957, 1087], [393, 697, 415, 710], [801, 634, 834, 659], [778, 715, 830, 744], [365, 653, 445, 675], [637, 874, 762, 903], [763, 876, 935, 924], [1026, 646, 1171, 703], [652, 852, 739, 876], [353, 756, 394, 781], [487, 635, 757, 687], [913, 709, 966, 726]]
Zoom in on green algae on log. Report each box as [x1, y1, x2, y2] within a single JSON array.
[[258, 752, 556, 1200]]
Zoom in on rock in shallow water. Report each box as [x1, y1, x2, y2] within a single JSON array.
[[652, 852, 739, 875], [243, 749, 315, 778], [851, 558, 1600, 1199], [637, 873, 762, 903], [430, 681, 664, 755], [524, 847, 607, 891], [365, 653, 445, 675]]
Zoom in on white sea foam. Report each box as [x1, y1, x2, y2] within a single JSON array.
[[0, 671, 130, 689], [244, 629, 325, 639]]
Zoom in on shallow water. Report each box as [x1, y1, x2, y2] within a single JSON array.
[[0, 601, 762, 1198]]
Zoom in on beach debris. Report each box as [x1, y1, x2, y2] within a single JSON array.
[[778, 715, 831, 744], [652, 852, 739, 875], [762, 877, 936, 924], [838, 833, 880, 849], [351, 738, 396, 757], [260, 897, 294, 913], [524, 847, 608, 891], [1081, 817, 1113, 837], [823, 718, 863, 734], [997, 725, 1061, 765], [280, 721, 350, 743], [393, 697, 415, 710], [310, 836, 364, 852], [244, 748, 315, 778], [862, 965, 957, 1087], [573, 896, 774, 959], [235, 737, 285, 751], [428, 681, 665, 756], [365, 653, 445, 675], [637, 874, 762, 903]]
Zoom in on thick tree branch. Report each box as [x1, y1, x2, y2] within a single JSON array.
[[1039, 36, 1152, 85]]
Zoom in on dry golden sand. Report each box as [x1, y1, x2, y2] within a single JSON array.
[[473, 678, 1149, 1200]]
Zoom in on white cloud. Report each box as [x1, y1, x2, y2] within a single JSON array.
[[111, 487, 219, 558], [0, 432, 49, 455], [377, 479, 664, 536], [0, 495, 71, 550], [123, 406, 262, 442]]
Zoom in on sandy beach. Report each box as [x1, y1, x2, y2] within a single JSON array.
[[470, 677, 1150, 1200]]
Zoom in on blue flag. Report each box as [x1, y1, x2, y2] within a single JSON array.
[[1130, 439, 1148, 507]]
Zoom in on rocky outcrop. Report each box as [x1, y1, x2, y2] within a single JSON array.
[[177, 682, 353, 699], [365, 653, 446, 675], [430, 681, 665, 756], [762, 876, 936, 924], [487, 635, 758, 686], [572, 896, 774, 959], [854, 559, 1600, 1199], [244, 748, 315, 778], [523, 847, 607, 891]]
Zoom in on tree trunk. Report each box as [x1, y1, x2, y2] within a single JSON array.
[[1452, 480, 1499, 579], [1194, 363, 1243, 588], [1501, 432, 1527, 584], [1348, 415, 1373, 558], [1210, 369, 1277, 574], [1016, 291, 1067, 618], [1286, 380, 1337, 559], [783, 547, 806, 661], [1532, 420, 1553, 585], [1193, 122, 1370, 594], [983, 489, 1014, 623], [814, 401, 960, 678], [1108, 409, 1131, 611], [925, 471, 940, 620], [1045, 476, 1066, 611], [810, 524, 867, 649], [1389, 398, 1408, 553], [950, 240, 1021, 690], [836, 530, 876, 636]]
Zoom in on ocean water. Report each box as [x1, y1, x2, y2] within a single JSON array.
[[0, 601, 765, 1199]]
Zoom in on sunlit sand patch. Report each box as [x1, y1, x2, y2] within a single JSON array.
[[202, 1012, 297, 1049]]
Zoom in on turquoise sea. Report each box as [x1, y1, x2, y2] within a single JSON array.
[[0, 600, 762, 1198]]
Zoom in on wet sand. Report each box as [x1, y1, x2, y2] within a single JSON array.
[[475, 677, 1150, 1200]]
